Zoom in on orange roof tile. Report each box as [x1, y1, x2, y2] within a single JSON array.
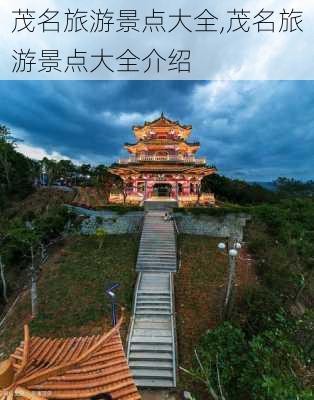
[[0, 313, 141, 400]]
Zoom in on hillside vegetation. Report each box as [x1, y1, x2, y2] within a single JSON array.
[[183, 199, 314, 400], [0, 234, 139, 356]]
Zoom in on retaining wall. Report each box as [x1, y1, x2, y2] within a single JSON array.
[[174, 212, 250, 241], [66, 205, 144, 235]]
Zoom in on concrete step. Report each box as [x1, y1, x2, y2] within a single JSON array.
[[134, 321, 171, 329], [139, 249, 175, 253], [130, 335, 173, 344], [137, 301, 171, 306], [132, 369, 173, 379], [132, 329, 172, 337], [140, 244, 175, 247], [129, 360, 173, 370], [138, 268, 175, 272], [137, 267, 176, 272], [137, 259, 176, 263], [137, 291, 170, 296], [135, 315, 171, 322], [138, 259, 176, 263], [136, 311, 171, 317], [134, 378, 175, 388], [129, 352, 173, 361], [138, 252, 176, 256], [136, 305, 171, 311], [137, 263, 176, 267], [137, 290, 170, 294], [141, 235, 175, 238], [130, 343, 172, 352], [137, 300, 171, 305]]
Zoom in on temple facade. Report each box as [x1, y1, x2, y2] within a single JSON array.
[[109, 114, 216, 206]]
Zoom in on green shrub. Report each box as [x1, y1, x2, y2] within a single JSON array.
[[95, 216, 103, 225], [174, 205, 251, 217], [192, 321, 312, 400], [240, 286, 283, 335]]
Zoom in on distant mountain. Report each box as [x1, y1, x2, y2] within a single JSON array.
[[249, 181, 277, 191]]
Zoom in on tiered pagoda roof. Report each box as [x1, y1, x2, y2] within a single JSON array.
[[125, 114, 199, 154], [0, 313, 140, 400], [132, 113, 192, 140], [109, 113, 217, 179]]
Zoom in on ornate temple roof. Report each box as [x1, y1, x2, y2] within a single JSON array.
[[109, 164, 216, 177], [0, 312, 141, 400], [132, 113, 192, 141], [109, 114, 217, 180], [124, 140, 200, 154]]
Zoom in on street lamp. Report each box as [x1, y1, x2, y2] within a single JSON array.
[[105, 283, 120, 326], [217, 242, 226, 251], [229, 248, 238, 257], [217, 238, 242, 319]]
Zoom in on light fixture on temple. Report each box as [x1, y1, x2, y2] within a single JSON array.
[[108, 113, 217, 205]]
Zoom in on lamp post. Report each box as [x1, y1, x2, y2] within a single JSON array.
[[218, 239, 242, 319], [105, 283, 120, 326]]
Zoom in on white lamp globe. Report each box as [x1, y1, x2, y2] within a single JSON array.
[[235, 242, 242, 250], [218, 242, 226, 250], [229, 249, 238, 257]]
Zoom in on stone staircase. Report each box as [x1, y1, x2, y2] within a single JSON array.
[[144, 199, 178, 212], [127, 211, 177, 388], [137, 212, 177, 273]]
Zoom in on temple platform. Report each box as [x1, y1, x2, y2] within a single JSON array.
[[144, 198, 178, 211]]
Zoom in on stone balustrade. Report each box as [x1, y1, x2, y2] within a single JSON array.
[[118, 155, 206, 164]]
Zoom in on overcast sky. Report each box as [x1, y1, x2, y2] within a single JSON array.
[[1, 80, 314, 181]]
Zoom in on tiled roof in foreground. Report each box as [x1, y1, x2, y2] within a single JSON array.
[[0, 312, 141, 400]]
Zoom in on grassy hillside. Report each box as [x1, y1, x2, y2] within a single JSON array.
[[0, 234, 139, 356], [176, 200, 314, 400], [2, 187, 75, 220], [175, 235, 255, 398]]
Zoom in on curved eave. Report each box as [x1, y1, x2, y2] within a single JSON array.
[[124, 142, 200, 154], [109, 165, 217, 176], [181, 166, 217, 176], [133, 129, 192, 141], [108, 166, 141, 178]]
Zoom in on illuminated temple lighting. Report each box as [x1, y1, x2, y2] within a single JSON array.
[[109, 113, 217, 206]]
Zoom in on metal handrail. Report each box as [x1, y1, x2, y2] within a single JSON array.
[[169, 272, 177, 387], [126, 272, 141, 359]]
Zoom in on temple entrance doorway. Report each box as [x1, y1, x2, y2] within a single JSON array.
[[153, 183, 172, 197]]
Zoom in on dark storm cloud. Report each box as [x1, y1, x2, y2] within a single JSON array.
[[0, 80, 313, 181]]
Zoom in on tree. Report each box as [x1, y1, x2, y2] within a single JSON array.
[[0, 125, 35, 206], [95, 227, 107, 249], [56, 159, 76, 182], [94, 164, 108, 184], [114, 177, 133, 204], [0, 233, 10, 303], [202, 174, 277, 205], [275, 177, 314, 197], [0, 125, 15, 189], [9, 224, 41, 318], [79, 164, 91, 176]]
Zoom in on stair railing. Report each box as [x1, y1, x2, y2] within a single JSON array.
[[173, 216, 181, 272]]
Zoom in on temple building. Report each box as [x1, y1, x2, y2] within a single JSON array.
[[109, 114, 216, 207]]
